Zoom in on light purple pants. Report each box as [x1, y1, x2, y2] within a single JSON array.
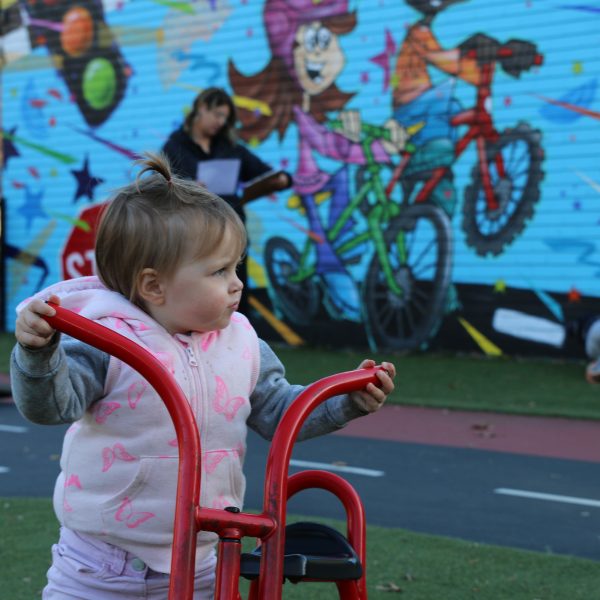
[[42, 527, 216, 599]]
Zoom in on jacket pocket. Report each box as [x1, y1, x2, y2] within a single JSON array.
[[100, 456, 179, 546], [200, 449, 245, 509]]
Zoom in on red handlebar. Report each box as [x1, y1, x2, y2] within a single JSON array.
[[43, 303, 384, 599]]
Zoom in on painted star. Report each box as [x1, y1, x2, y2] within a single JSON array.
[[18, 186, 48, 231], [2, 127, 21, 168], [71, 155, 104, 203], [369, 29, 397, 91]]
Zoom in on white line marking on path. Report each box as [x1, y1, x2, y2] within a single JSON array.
[[0, 424, 27, 433], [0, 467, 10, 474], [289, 459, 384, 477], [495, 487, 600, 508]]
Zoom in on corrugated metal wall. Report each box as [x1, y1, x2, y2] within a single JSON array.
[[2, 0, 599, 358]]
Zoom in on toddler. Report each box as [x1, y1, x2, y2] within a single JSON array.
[[10, 153, 396, 599]]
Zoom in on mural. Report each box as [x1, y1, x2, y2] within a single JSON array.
[[2, 0, 600, 360]]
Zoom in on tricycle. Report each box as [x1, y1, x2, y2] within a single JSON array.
[[45, 303, 383, 599]]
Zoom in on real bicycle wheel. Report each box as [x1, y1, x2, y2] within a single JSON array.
[[264, 236, 320, 325], [462, 122, 544, 256], [362, 204, 452, 351]]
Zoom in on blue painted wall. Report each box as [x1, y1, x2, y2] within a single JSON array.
[[2, 0, 599, 357]]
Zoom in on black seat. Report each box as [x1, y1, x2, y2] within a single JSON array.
[[240, 521, 363, 583]]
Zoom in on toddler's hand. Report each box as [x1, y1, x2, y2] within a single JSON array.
[[350, 359, 396, 414], [15, 295, 60, 349]]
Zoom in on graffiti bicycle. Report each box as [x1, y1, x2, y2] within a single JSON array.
[[264, 119, 452, 350], [264, 37, 544, 351]]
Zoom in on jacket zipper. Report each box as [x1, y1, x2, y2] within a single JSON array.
[[180, 340, 207, 447], [185, 346, 198, 367]]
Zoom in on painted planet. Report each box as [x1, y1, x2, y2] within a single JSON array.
[[82, 58, 117, 110], [61, 7, 94, 57]]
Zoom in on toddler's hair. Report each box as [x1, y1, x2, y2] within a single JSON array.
[[95, 152, 247, 307]]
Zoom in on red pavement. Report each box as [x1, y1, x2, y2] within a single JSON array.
[[335, 404, 600, 463]]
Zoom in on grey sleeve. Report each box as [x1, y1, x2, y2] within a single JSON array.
[[10, 334, 110, 425], [247, 339, 367, 441]]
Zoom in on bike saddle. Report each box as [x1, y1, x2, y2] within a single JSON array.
[[240, 521, 363, 583]]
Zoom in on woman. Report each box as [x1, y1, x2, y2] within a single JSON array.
[[162, 87, 291, 314]]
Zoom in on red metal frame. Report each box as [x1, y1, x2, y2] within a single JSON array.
[[44, 303, 380, 599]]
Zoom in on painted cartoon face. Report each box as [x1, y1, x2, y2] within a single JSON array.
[[293, 21, 344, 96]]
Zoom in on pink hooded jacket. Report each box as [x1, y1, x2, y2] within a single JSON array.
[[20, 276, 260, 573]]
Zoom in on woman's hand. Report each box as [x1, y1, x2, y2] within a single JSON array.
[[273, 172, 292, 190]]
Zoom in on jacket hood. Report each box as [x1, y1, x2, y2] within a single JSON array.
[[16, 276, 152, 326]]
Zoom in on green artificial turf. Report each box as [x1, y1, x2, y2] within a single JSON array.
[[2, 498, 598, 600], [272, 344, 600, 420]]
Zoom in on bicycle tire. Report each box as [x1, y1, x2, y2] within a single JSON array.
[[362, 204, 453, 351], [461, 122, 544, 256], [264, 236, 320, 325]]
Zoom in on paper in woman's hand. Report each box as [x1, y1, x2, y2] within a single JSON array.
[[196, 159, 241, 195]]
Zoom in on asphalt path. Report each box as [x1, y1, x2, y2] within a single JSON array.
[[1, 402, 599, 560]]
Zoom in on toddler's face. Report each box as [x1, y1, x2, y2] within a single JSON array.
[[153, 227, 244, 335]]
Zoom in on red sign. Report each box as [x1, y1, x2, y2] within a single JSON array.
[[61, 202, 108, 280]]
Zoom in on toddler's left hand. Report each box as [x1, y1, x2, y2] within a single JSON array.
[[350, 359, 396, 414]]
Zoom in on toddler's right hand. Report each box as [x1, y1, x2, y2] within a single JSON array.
[[15, 294, 60, 349]]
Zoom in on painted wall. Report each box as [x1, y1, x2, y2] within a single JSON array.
[[2, 0, 599, 359]]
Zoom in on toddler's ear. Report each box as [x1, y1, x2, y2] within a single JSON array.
[[137, 268, 165, 306]]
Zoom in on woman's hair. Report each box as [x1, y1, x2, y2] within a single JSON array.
[[183, 87, 238, 145], [95, 152, 246, 307]]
